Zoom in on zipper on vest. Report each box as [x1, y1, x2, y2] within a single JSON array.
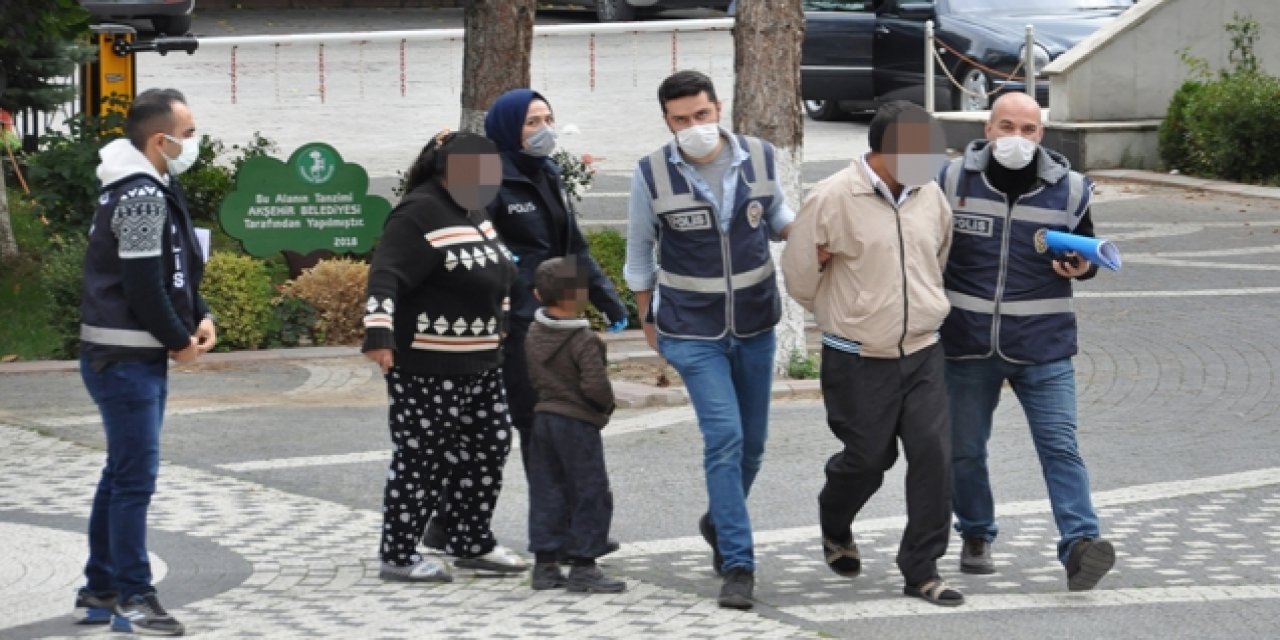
[[894, 203, 908, 358], [991, 194, 1016, 354], [720, 213, 734, 335]]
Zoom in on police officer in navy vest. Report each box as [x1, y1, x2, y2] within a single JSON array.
[[624, 70, 794, 610], [939, 92, 1115, 591], [75, 88, 215, 636]]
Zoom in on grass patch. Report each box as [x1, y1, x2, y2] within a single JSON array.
[[1, 191, 60, 360]]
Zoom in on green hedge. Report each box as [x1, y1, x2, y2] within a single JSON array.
[[41, 235, 88, 359], [201, 252, 274, 350], [1159, 14, 1279, 184], [584, 228, 637, 330]]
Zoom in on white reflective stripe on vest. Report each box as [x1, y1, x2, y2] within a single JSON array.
[[657, 260, 775, 294], [1065, 171, 1088, 222], [946, 290, 1074, 316], [741, 137, 777, 198], [80, 324, 164, 348], [648, 148, 704, 212]]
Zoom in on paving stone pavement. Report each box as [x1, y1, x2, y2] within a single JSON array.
[[0, 425, 814, 639]]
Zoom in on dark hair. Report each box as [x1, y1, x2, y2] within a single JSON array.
[[402, 131, 499, 196], [867, 100, 933, 153], [125, 88, 186, 150], [657, 70, 718, 114], [534, 256, 588, 307]]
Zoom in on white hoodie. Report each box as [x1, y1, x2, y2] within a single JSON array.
[[96, 138, 167, 187]]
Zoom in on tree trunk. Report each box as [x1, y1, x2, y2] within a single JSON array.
[[0, 165, 18, 263], [732, 0, 807, 376], [459, 0, 536, 134]]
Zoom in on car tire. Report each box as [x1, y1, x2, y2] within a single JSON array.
[[952, 65, 993, 112], [152, 14, 192, 35], [803, 99, 844, 121], [595, 0, 637, 22]]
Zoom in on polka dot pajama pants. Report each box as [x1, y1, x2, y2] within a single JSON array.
[[379, 367, 513, 566]]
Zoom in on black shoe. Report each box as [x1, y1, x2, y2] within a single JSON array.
[[699, 513, 724, 576], [555, 539, 621, 563], [1066, 537, 1115, 591], [822, 536, 861, 577], [717, 567, 754, 610], [422, 519, 448, 553], [959, 536, 996, 575], [111, 592, 185, 636], [72, 588, 116, 625], [531, 563, 568, 590], [566, 564, 627, 593]]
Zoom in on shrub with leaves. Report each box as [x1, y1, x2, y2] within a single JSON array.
[[200, 252, 274, 351], [583, 228, 636, 330], [285, 258, 369, 346], [41, 233, 87, 358], [1160, 14, 1279, 184], [552, 149, 595, 203], [266, 294, 320, 348], [181, 132, 277, 225], [1156, 80, 1204, 174], [786, 350, 821, 380], [25, 104, 126, 234]]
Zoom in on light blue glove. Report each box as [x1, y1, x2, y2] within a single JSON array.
[[606, 317, 629, 333]]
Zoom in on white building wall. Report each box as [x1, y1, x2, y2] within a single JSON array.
[[1045, 0, 1280, 122]]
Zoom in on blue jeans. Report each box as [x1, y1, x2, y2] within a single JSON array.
[[946, 356, 1100, 564], [659, 330, 775, 572], [80, 356, 168, 599]]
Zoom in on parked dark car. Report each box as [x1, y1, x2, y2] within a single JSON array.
[[80, 0, 195, 35], [550, 0, 732, 22], [801, 0, 1134, 119]]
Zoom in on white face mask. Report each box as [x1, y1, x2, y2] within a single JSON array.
[[991, 135, 1038, 170], [675, 123, 722, 159], [161, 134, 200, 175]]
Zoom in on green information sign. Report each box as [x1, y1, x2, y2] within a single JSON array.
[[218, 142, 391, 257]]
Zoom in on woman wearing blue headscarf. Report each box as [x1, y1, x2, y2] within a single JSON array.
[[481, 88, 629, 454], [421, 90, 628, 563]]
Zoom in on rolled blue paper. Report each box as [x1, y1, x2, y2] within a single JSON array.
[[1041, 229, 1122, 272]]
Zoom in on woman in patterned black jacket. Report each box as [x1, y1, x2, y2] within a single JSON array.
[[361, 132, 525, 582]]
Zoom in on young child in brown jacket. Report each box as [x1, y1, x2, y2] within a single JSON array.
[[524, 256, 626, 593]]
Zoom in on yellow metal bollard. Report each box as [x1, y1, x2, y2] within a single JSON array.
[[81, 24, 200, 119], [82, 24, 138, 119]]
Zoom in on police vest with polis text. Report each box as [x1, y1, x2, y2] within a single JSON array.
[[939, 141, 1092, 364], [638, 134, 782, 340], [81, 174, 204, 363]]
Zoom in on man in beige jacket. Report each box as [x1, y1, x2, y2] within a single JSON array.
[[780, 100, 961, 607]]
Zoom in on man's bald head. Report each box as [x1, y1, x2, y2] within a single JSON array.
[[985, 92, 1044, 144]]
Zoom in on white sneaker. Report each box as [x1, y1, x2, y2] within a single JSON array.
[[379, 558, 453, 582], [453, 545, 528, 574]]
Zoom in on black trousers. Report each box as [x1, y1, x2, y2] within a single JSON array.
[[430, 320, 535, 537], [501, 319, 537, 468], [526, 412, 614, 560], [379, 367, 513, 565], [817, 342, 952, 585]]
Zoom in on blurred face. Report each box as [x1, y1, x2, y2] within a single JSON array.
[[662, 91, 721, 133], [445, 152, 502, 210], [985, 94, 1044, 144], [523, 99, 555, 147], [883, 120, 947, 187], [565, 287, 589, 314]]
